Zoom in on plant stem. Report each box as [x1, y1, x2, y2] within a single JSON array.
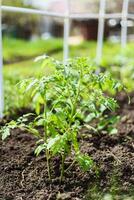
[[65, 160, 76, 172], [43, 91, 51, 181], [71, 70, 82, 120], [46, 150, 51, 180], [60, 153, 66, 182]]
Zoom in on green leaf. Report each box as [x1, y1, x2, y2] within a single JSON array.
[[108, 127, 118, 135], [76, 154, 93, 171], [84, 113, 96, 122], [1, 127, 10, 140], [84, 124, 97, 132], [47, 134, 68, 155], [0, 121, 17, 140], [47, 135, 61, 150], [35, 144, 46, 156], [25, 79, 38, 92], [27, 126, 41, 138]]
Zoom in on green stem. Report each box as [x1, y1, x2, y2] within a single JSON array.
[[46, 150, 51, 180], [65, 160, 76, 172], [43, 92, 47, 142], [43, 91, 51, 181], [69, 70, 82, 126], [68, 71, 83, 155], [60, 153, 66, 182]]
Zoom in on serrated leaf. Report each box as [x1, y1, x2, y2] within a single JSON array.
[[84, 124, 97, 132], [76, 154, 93, 171], [25, 79, 38, 92], [84, 113, 96, 122], [1, 127, 10, 140], [35, 144, 46, 156], [108, 127, 118, 135]]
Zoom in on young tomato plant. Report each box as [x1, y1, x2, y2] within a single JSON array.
[[0, 57, 122, 181]]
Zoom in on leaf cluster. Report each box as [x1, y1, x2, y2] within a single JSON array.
[[0, 57, 122, 181]]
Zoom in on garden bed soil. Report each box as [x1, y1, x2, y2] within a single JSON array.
[[0, 93, 134, 200]]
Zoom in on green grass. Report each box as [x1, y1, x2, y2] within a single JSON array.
[[3, 37, 63, 63], [3, 36, 134, 65]]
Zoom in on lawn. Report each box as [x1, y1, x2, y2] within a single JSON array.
[[3, 36, 134, 67], [3, 37, 63, 64]]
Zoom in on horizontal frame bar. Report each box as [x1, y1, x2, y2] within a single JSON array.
[[1, 6, 67, 18], [1, 6, 134, 21]]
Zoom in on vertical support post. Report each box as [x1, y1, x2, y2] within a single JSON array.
[[0, 0, 4, 118], [63, 0, 70, 63], [96, 0, 106, 63], [121, 0, 129, 48]]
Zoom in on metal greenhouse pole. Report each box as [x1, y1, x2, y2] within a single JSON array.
[[2, 5, 65, 18], [63, 0, 70, 63], [0, 0, 4, 118], [96, 0, 106, 63], [121, 0, 129, 48]]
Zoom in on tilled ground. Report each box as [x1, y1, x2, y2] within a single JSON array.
[[0, 93, 134, 200]]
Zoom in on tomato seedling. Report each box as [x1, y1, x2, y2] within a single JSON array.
[[1, 57, 123, 181]]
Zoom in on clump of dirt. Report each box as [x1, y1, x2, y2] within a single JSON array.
[[0, 93, 134, 200]]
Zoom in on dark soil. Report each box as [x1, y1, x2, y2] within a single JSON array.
[[0, 93, 134, 200]]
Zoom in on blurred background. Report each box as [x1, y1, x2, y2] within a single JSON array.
[[1, 0, 134, 114], [2, 0, 134, 42]]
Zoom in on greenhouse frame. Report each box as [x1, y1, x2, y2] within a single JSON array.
[[0, 0, 134, 118]]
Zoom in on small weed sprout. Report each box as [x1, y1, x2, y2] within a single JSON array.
[[0, 57, 123, 181]]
